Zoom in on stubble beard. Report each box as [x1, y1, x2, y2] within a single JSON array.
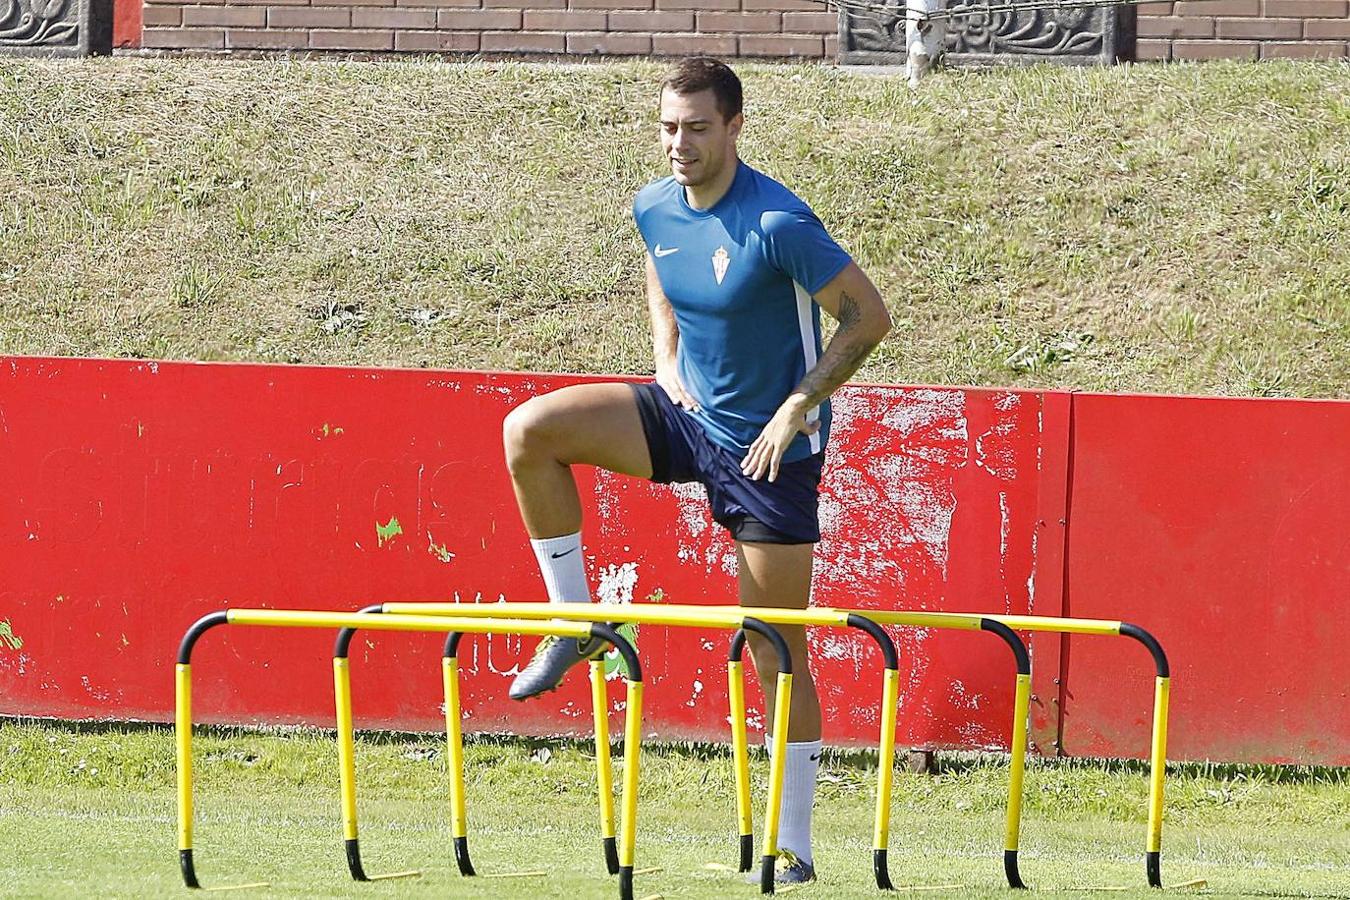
[[672, 151, 723, 188]]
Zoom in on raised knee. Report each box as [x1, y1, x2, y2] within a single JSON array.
[[502, 399, 554, 471]]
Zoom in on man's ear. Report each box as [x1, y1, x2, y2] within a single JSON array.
[[728, 112, 744, 141]]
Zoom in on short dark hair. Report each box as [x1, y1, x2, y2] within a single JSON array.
[[660, 57, 742, 122]]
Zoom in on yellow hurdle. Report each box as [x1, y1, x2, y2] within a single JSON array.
[[178, 599, 1169, 893], [333, 659, 360, 844], [873, 667, 900, 880], [590, 660, 620, 875], [175, 664, 195, 873], [1005, 673, 1032, 884], [618, 679, 645, 900], [760, 671, 794, 891], [727, 659, 755, 870], [1148, 677, 1171, 880], [432, 630, 627, 882], [865, 610, 1171, 888], [443, 654, 471, 873], [702, 604, 1168, 890], [382, 600, 1169, 890], [174, 609, 646, 900], [331, 653, 422, 883], [386, 603, 882, 891], [385, 601, 852, 631], [382, 602, 1025, 889]]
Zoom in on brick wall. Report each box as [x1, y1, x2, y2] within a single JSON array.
[[139, 0, 839, 57], [1136, 0, 1349, 60], [139, 0, 1349, 60]]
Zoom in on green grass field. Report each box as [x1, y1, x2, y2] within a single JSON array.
[[2, 721, 1347, 898]]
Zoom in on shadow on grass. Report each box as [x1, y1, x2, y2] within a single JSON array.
[[6, 715, 1345, 788]]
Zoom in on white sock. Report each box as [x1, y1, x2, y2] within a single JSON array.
[[766, 735, 821, 865], [529, 532, 591, 604]]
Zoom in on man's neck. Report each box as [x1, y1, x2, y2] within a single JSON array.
[[684, 156, 740, 211]]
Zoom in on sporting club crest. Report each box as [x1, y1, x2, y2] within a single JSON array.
[[712, 246, 730, 285]]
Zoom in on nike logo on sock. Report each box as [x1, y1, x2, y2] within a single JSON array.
[[809, 753, 821, 762], [550, 547, 577, 559]]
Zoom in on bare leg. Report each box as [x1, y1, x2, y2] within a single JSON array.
[[503, 383, 657, 701], [738, 539, 822, 873], [502, 383, 653, 539], [736, 541, 822, 742]]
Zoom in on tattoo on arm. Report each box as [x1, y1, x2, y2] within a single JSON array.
[[835, 290, 863, 332], [793, 290, 881, 408]]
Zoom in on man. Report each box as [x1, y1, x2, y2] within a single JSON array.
[[501, 57, 891, 883]]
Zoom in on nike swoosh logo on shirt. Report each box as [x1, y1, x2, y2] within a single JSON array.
[[654, 245, 680, 257], [550, 548, 577, 559]]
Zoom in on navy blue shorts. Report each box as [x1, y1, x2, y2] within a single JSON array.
[[630, 382, 824, 545]]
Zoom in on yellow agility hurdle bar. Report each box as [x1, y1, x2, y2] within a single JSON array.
[[174, 609, 644, 900], [701, 606, 1172, 890], [383, 601, 1030, 891], [860, 610, 1172, 890], [330, 611, 640, 887], [442, 634, 631, 879], [373, 604, 800, 896], [331, 609, 643, 886], [704, 607, 1032, 891]]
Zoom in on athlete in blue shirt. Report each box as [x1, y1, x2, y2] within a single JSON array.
[[633, 157, 851, 466], [502, 58, 892, 883]]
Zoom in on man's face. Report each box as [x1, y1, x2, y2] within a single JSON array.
[[659, 87, 742, 188]]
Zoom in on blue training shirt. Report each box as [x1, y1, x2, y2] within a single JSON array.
[[633, 160, 852, 464]]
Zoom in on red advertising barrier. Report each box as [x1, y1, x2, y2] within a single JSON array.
[[0, 358, 1058, 752], [5, 359, 1345, 763], [1058, 393, 1350, 765]]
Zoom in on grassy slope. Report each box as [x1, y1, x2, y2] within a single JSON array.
[[2, 722, 1348, 898], [0, 58, 1346, 396]]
